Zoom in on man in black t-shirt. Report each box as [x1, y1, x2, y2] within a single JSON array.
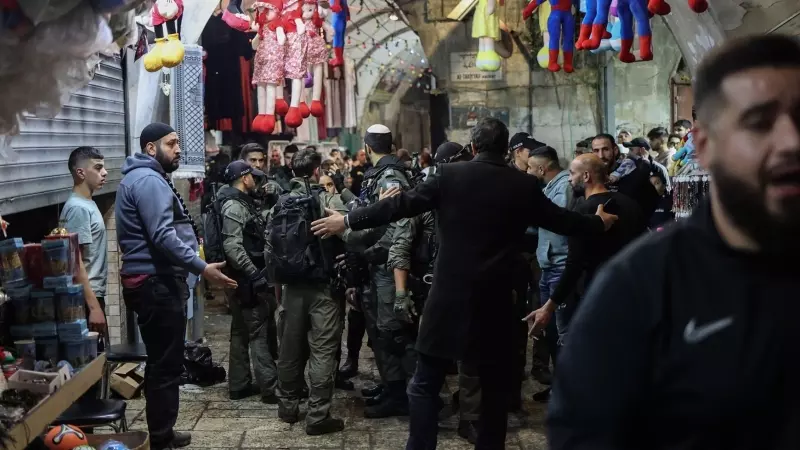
[[525, 154, 645, 340]]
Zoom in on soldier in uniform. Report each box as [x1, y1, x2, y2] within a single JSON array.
[[268, 148, 376, 435], [218, 161, 278, 403], [356, 124, 420, 418], [240, 143, 283, 209]]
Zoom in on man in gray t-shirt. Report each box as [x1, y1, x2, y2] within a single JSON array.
[[62, 194, 108, 296], [60, 147, 108, 332]]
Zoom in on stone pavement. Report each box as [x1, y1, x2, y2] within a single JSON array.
[[123, 313, 550, 449]]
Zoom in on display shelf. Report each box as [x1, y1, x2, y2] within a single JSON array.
[[5, 353, 106, 450]]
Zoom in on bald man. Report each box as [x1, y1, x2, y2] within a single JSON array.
[[526, 154, 646, 343]]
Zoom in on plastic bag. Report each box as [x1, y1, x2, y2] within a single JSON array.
[[181, 340, 227, 386], [107, 9, 138, 52], [18, 0, 84, 26], [31, 1, 112, 58]]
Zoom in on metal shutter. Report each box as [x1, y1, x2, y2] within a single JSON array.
[[0, 56, 126, 215]]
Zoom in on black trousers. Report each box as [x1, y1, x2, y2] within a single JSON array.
[[407, 352, 511, 450], [123, 275, 188, 447], [346, 307, 366, 360]]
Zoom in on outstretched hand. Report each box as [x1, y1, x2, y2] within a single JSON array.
[[379, 186, 402, 201], [595, 204, 618, 231], [203, 262, 238, 288], [311, 208, 347, 237]]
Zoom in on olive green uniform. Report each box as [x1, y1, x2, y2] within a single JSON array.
[[219, 186, 278, 398], [267, 178, 355, 426], [362, 160, 417, 386]]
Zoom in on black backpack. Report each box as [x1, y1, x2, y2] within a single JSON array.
[[266, 178, 329, 283], [202, 183, 226, 264]]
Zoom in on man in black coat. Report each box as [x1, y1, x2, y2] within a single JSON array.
[[310, 118, 617, 450]]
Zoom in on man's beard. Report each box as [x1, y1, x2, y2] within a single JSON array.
[[571, 180, 585, 197], [156, 148, 180, 173], [712, 161, 800, 256]]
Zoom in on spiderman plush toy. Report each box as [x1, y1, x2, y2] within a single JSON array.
[[617, 0, 652, 62], [329, 0, 349, 67], [523, 0, 576, 73]]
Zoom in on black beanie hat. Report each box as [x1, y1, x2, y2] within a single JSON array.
[[140, 123, 176, 151]]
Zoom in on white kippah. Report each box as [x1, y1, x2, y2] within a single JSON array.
[[366, 124, 391, 134]]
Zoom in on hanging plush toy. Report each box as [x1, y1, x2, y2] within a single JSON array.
[[223, 0, 252, 31], [589, 17, 622, 53], [576, 0, 613, 50], [329, 0, 349, 67], [144, 0, 185, 72], [251, 0, 286, 134], [304, 0, 332, 117], [617, 0, 652, 63], [473, 0, 504, 71], [648, 0, 706, 14], [523, 0, 575, 72], [282, 0, 308, 128], [688, 0, 708, 13]]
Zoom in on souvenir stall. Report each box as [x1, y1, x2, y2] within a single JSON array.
[[0, 225, 136, 449], [672, 164, 709, 219], [0, 1, 190, 448], [201, 0, 357, 153]]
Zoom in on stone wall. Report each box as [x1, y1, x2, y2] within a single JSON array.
[[403, 1, 605, 161], [102, 201, 123, 345], [612, 18, 682, 138], [397, 0, 685, 161]]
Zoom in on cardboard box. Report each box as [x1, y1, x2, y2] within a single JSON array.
[[7, 365, 70, 395], [7, 354, 105, 450], [110, 362, 144, 399]]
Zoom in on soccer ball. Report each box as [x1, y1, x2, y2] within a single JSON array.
[[44, 424, 88, 450]]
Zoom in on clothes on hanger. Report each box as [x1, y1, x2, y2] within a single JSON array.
[[202, 14, 254, 132]]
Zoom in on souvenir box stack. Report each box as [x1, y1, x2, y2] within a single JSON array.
[[0, 227, 99, 375]]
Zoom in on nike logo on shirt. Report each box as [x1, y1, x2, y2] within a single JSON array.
[[683, 317, 734, 344]]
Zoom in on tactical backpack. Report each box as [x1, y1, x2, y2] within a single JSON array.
[[202, 183, 226, 264], [266, 178, 329, 283]]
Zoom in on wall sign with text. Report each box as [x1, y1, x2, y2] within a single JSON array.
[[449, 52, 504, 82]]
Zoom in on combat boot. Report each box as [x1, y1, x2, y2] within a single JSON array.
[[364, 389, 387, 407], [364, 384, 409, 418], [457, 420, 478, 444], [361, 383, 384, 398], [306, 418, 345, 436], [339, 357, 358, 379]]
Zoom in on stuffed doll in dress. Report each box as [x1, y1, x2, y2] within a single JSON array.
[[251, 0, 286, 134], [617, 0, 652, 62], [281, 0, 308, 128], [473, 0, 503, 71], [329, 0, 349, 66], [523, 0, 575, 72], [303, 0, 332, 117], [143, 0, 185, 72]]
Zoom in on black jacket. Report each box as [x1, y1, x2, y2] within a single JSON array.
[[347, 152, 604, 361], [612, 155, 659, 220], [548, 200, 800, 450]]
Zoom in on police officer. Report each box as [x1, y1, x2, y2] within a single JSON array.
[[240, 143, 283, 209], [356, 124, 418, 418], [268, 148, 353, 435], [218, 161, 278, 403]]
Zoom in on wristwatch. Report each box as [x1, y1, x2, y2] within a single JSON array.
[[344, 214, 351, 229]]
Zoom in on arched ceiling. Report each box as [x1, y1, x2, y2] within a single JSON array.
[[343, 1, 431, 123]]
